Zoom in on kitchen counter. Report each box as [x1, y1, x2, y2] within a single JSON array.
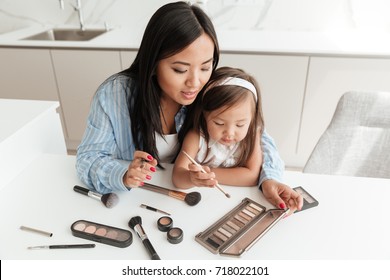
[[0, 99, 67, 189], [2, 24, 390, 58]]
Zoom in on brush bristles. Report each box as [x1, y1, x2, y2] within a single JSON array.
[[100, 193, 119, 208], [184, 192, 201, 206], [128, 216, 142, 229]]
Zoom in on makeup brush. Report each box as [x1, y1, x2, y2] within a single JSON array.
[[73, 185, 119, 208], [128, 216, 161, 260], [139, 183, 201, 206], [182, 151, 231, 198]]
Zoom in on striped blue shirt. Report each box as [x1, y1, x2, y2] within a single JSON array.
[[76, 73, 284, 194]]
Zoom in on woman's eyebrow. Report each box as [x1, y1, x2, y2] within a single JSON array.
[[172, 58, 213, 66]]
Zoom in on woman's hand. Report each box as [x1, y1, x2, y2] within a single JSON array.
[[188, 163, 218, 188], [261, 179, 303, 216], [123, 151, 158, 188]]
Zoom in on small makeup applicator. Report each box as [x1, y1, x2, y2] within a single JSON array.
[[182, 151, 231, 198], [73, 185, 119, 208]]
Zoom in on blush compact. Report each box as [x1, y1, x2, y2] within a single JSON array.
[[71, 220, 132, 248]]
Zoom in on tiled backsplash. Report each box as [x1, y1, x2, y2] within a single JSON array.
[[1, 0, 390, 35]]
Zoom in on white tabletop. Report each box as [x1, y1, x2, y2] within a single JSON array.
[[1, 154, 389, 260]]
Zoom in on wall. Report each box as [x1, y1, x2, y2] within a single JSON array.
[[1, 0, 390, 35]]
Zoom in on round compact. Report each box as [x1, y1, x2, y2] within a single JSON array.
[[167, 227, 183, 244], [157, 216, 173, 232]]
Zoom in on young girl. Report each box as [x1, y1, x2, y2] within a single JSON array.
[[173, 67, 264, 188]]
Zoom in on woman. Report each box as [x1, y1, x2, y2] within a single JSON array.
[[76, 1, 302, 212]]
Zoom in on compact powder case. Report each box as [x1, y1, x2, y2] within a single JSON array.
[[195, 197, 288, 257], [71, 220, 133, 248], [293, 186, 319, 212], [157, 216, 173, 232], [167, 227, 183, 244]]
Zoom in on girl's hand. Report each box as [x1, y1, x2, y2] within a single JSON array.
[[123, 151, 158, 188], [188, 163, 218, 188]]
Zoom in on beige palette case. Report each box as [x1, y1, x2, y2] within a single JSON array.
[[195, 197, 288, 257]]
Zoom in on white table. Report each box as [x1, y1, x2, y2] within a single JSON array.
[[1, 154, 389, 260], [0, 99, 67, 189]]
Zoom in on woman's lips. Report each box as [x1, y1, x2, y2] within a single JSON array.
[[182, 91, 198, 100]]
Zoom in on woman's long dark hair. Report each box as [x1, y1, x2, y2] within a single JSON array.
[[122, 1, 219, 162]]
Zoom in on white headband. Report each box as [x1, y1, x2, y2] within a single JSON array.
[[216, 77, 257, 101]]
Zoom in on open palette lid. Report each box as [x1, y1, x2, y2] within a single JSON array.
[[195, 197, 288, 257]]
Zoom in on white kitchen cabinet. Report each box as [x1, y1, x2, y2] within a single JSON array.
[[0, 48, 58, 101], [298, 56, 390, 167], [0, 99, 66, 189], [51, 50, 122, 150], [120, 50, 137, 70], [219, 53, 309, 168]]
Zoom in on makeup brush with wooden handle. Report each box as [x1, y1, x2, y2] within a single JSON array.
[[139, 183, 201, 206]]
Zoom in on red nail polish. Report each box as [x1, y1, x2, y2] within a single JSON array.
[[139, 182, 144, 186], [146, 175, 152, 180], [150, 167, 156, 172], [147, 155, 153, 161], [279, 203, 286, 209]]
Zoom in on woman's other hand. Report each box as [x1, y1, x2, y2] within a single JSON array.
[[261, 179, 303, 216]]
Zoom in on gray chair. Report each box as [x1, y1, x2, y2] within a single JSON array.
[[303, 91, 390, 179]]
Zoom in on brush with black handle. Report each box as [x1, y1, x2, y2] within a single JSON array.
[[129, 216, 161, 260], [73, 185, 119, 208]]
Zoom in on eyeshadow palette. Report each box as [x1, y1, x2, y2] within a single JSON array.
[[71, 220, 132, 248], [293, 186, 319, 212], [195, 198, 288, 257]]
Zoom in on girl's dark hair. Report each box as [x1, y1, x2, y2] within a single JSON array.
[[191, 67, 264, 167], [122, 1, 219, 162]]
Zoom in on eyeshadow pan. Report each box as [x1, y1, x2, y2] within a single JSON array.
[[214, 231, 228, 241], [248, 203, 263, 212], [73, 222, 86, 231], [226, 220, 240, 231], [106, 230, 118, 239], [242, 208, 256, 218], [245, 206, 259, 215], [85, 225, 96, 234], [207, 235, 223, 247], [238, 211, 252, 221], [206, 237, 220, 248], [117, 231, 131, 242], [233, 216, 246, 227], [222, 224, 236, 234], [95, 227, 107, 236], [218, 227, 232, 238]]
